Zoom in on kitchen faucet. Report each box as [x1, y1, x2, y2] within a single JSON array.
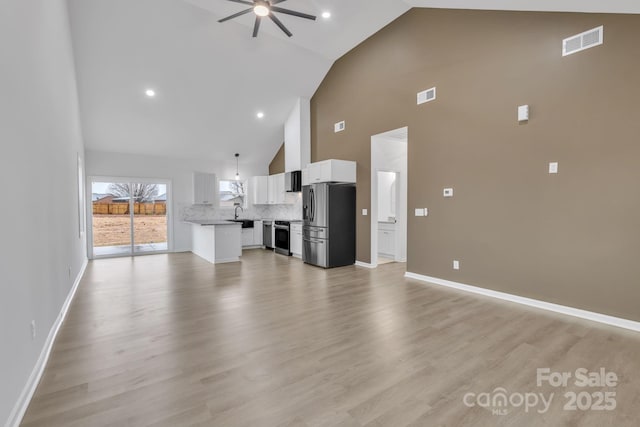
[[234, 205, 243, 220]]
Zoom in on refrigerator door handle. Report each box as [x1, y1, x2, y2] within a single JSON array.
[[303, 238, 324, 244], [310, 188, 315, 222]]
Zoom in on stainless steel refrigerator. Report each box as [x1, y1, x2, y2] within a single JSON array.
[[302, 183, 356, 268]]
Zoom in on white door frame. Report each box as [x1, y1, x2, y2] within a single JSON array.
[[370, 127, 408, 267], [87, 176, 173, 259]]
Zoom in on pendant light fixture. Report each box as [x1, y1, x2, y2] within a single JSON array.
[[235, 153, 240, 181]]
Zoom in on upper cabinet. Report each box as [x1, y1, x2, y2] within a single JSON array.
[[249, 176, 269, 205], [302, 159, 357, 185], [251, 173, 292, 205], [193, 172, 216, 205]]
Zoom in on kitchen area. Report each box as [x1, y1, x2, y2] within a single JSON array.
[[185, 99, 356, 268], [186, 158, 356, 268]]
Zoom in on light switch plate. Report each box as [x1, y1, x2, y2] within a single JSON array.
[[415, 208, 425, 217], [549, 162, 558, 174], [443, 188, 454, 197], [518, 105, 529, 122], [362, 209, 368, 216], [453, 260, 460, 270]]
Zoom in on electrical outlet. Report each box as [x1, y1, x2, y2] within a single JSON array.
[[443, 188, 454, 198], [362, 209, 368, 216], [453, 260, 460, 270], [549, 162, 558, 174], [31, 320, 36, 340]]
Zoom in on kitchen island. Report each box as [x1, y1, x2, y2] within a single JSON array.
[[187, 220, 242, 264]]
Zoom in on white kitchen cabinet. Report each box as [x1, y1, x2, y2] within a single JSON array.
[[290, 223, 303, 258], [267, 174, 278, 204], [193, 172, 216, 205], [241, 222, 263, 248], [190, 222, 241, 264], [242, 228, 254, 247], [249, 176, 269, 205], [305, 159, 356, 184], [253, 220, 263, 245], [378, 222, 396, 258], [267, 173, 291, 205], [251, 174, 292, 205], [274, 173, 284, 204]]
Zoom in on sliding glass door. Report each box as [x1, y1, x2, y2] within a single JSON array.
[[132, 183, 168, 254], [90, 178, 169, 258]]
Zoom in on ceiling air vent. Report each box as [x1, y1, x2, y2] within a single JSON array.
[[417, 87, 436, 105], [562, 26, 603, 57]]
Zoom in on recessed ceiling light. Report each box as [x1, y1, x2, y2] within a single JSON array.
[[321, 11, 331, 19], [145, 89, 156, 98], [257, 112, 265, 119]]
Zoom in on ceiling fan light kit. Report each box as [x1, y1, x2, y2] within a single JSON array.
[[218, 0, 317, 38]]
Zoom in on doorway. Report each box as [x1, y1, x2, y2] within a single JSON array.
[[89, 177, 171, 258], [371, 127, 408, 267]]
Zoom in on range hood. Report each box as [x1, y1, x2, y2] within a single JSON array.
[[285, 170, 301, 192], [284, 98, 310, 192]]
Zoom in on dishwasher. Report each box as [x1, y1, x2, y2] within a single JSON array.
[[263, 220, 273, 249]]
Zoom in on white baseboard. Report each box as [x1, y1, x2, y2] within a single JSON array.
[[6, 258, 88, 427], [404, 272, 640, 333], [355, 261, 376, 269], [214, 257, 240, 264]]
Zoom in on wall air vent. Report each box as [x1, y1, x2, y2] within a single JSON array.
[[562, 26, 603, 57], [417, 87, 436, 105]]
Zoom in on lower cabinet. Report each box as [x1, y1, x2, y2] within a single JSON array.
[[378, 222, 396, 258], [290, 223, 303, 258], [241, 221, 264, 248], [241, 229, 254, 247]]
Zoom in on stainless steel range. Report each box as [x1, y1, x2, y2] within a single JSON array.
[[274, 220, 291, 256]]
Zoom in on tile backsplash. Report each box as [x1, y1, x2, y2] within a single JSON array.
[[180, 193, 303, 222]]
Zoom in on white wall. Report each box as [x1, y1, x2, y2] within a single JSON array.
[[0, 0, 87, 425], [284, 98, 311, 172], [371, 130, 408, 264], [85, 150, 268, 252]]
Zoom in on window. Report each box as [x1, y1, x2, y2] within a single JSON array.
[[219, 179, 245, 207]]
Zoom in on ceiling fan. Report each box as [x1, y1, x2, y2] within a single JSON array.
[[218, 0, 316, 38]]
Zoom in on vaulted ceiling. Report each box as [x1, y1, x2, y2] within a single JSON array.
[[68, 0, 640, 167]]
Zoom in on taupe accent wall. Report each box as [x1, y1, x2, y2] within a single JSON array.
[[310, 8, 640, 321], [269, 143, 285, 175]]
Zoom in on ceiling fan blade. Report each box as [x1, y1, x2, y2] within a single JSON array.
[[252, 16, 261, 37], [270, 6, 316, 20], [270, 0, 288, 4], [218, 8, 253, 23], [225, 0, 254, 5], [269, 14, 292, 37]]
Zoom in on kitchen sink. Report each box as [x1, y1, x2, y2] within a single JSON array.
[[227, 219, 254, 228]]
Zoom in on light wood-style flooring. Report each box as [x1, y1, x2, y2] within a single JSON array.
[[21, 250, 640, 426]]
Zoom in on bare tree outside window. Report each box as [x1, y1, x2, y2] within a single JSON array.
[[108, 183, 159, 202], [219, 180, 245, 207]]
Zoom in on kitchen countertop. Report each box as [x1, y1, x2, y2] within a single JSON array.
[[185, 220, 241, 226]]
